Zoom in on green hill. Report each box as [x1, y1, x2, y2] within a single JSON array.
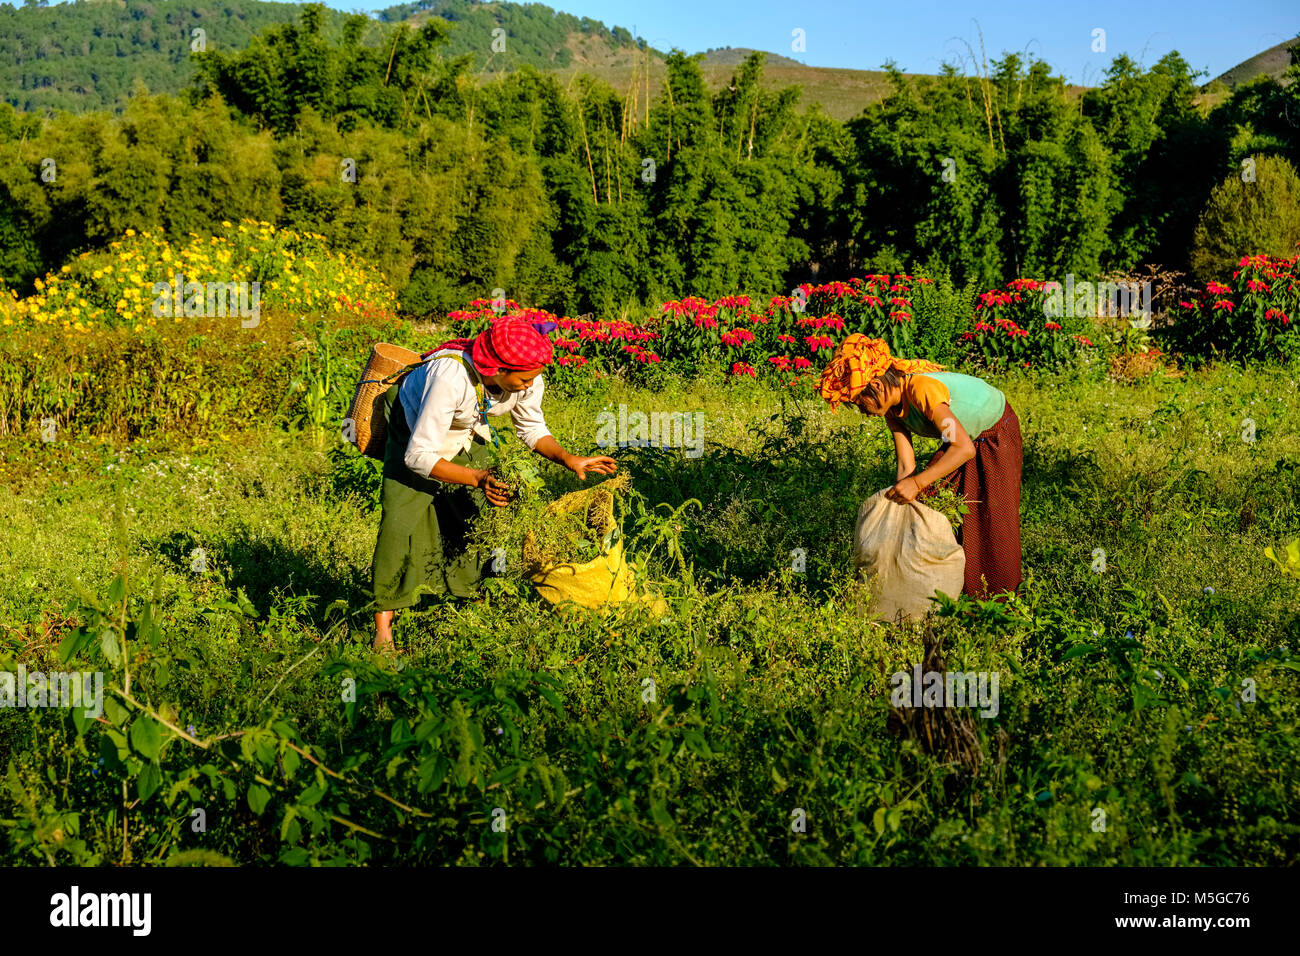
[[0, 0, 313, 113], [0, 0, 924, 119], [383, 0, 643, 68], [0, 0, 647, 113], [1211, 34, 1300, 88]]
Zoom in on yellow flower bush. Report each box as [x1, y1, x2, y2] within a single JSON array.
[[0, 283, 19, 327], [2, 219, 400, 332]]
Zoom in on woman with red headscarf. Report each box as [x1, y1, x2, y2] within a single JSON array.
[[371, 319, 616, 652]]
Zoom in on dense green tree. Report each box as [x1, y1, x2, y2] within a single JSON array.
[[1082, 52, 1213, 269], [839, 64, 1007, 286], [2, 5, 1299, 315], [190, 5, 459, 135], [1189, 153, 1300, 281]]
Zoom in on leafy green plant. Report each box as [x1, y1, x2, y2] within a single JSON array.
[[921, 485, 971, 531], [288, 336, 345, 448], [1108, 312, 1156, 355], [1265, 539, 1300, 579], [483, 432, 543, 498]]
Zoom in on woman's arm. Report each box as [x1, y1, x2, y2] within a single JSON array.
[[504, 376, 616, 479], [404, 368, 511, 505], [428, 458, 512, 506], [885, 402, 975, 503], [507, 375, 616, 479], [886, 413, 917, 481]]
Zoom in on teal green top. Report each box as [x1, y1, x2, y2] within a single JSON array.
[[891, 372, 1007, 441]]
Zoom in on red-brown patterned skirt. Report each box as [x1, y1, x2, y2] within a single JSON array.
[[926, 401, 1023, 599]]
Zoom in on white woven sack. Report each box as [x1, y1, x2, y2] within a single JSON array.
[[852, 489, 966, 621]]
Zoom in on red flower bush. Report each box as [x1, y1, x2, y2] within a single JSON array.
[[720, 327, 756, 347], [444, 254, 1291, 387], [1173, 250, 1300, 359], [962, 278, 1091, 369]]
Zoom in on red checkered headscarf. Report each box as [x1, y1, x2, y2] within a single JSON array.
[[426, 320, 554, 377]]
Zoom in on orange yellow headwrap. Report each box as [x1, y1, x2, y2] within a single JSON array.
[[817, 335, 944, 410]]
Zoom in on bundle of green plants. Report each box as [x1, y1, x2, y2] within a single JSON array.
[[525, 475, 629, 570], [471, 433, 627, 573], [921, 485, 971, 532], [484, 430, 544, 498]]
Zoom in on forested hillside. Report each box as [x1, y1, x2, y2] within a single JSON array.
[[1, 4, 1298, 316], [0, 0, 645, 113], [2, 0, 310, 113]]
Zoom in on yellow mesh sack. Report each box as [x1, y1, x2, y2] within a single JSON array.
[[523, 474, 666, 614]]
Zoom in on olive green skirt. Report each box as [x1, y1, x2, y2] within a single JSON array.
[[370, 384, 493, 611]]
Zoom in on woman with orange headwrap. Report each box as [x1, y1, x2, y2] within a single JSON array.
[[819, 334, 1022, 599]]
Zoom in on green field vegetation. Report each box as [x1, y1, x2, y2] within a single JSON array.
[[1, 317, 1297, 865]]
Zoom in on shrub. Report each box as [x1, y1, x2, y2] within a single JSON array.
[[1189, 154, 1300, 283], [1169, 251, 1299, 361], [3, 220, 398, 334], [0, 312, 404, 442], [960, 279, 1097, 371], [908, 269, 976, 367], [442, 272, 1101, 393], [0, 222, 405, 440]]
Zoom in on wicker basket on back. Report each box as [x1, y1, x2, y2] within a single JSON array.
[[347, 343, 422, 460]]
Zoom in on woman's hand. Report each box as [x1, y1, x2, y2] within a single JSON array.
[[476, 470, 514, 507], [533, 437, 617, 480], [885, 476, 923, 504], [564, 454, 618, 481]]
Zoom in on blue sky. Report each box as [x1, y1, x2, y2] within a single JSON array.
[[337, 0, 1299, 85]]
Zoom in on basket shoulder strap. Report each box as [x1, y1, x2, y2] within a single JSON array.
[[430, 352, 503, 447], [379, 361, 425, 386], [358, 353, 426, 388], [430, 352, 485, 410]]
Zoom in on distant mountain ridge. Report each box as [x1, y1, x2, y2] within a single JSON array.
[[0, 0, 917, 119], [1211, 35, 1300, 88]]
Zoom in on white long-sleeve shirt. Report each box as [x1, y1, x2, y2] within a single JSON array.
[[397, 349, 552, 478]]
